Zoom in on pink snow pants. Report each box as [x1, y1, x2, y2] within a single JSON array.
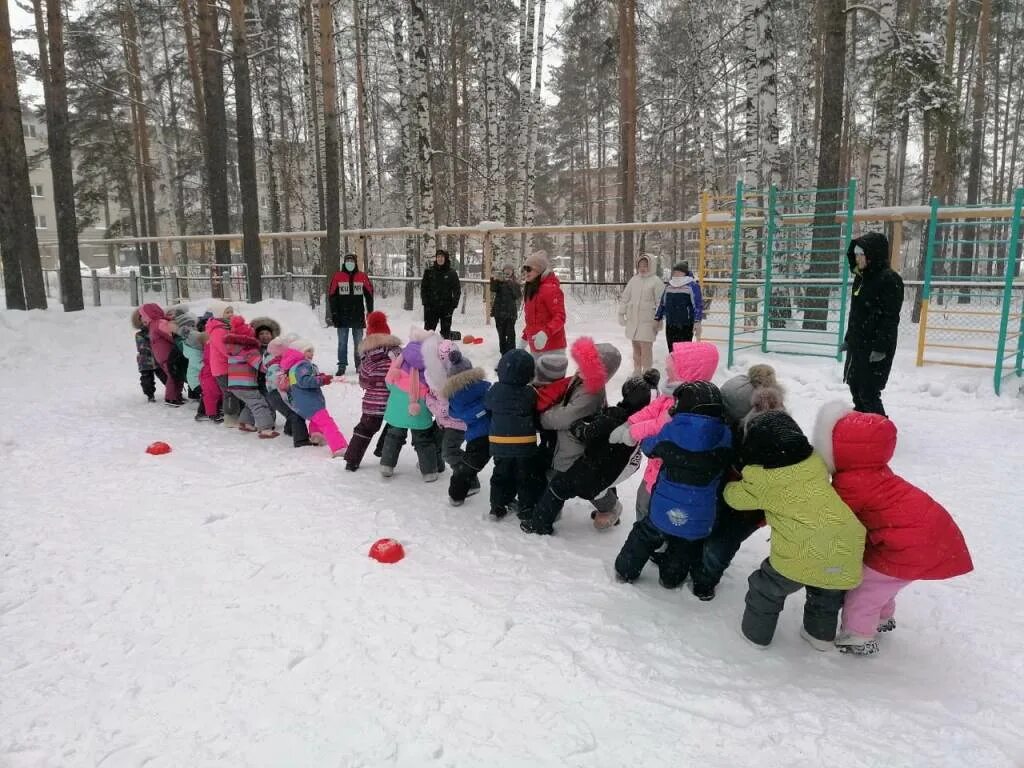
[[160, 365, 183, 402], [841, 564, 912, 636], [309, 409, 348, 454], [200, 365, 221, 416]]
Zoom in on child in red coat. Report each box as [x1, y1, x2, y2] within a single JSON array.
[[815, 403, 973, 655]]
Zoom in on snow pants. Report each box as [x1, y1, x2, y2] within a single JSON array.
[[344, 413, 384, 466], [266, 389, 310, 446], [614, 515, 704, 588], [495, 316, 517, 356], [231, 387, 276, 431], [380, 425, 439, 474], [440, 427, 466, 469], [840, 564, 910, 637], [308, 409, 348, 454], [693, 507, 766, 591], [490, 449, 543, 513], [665, 324, 694, 350], [215, 375, 242, 423], [741, 558, 845, 646], [139, 367, 167, 399], [449, 435, 489, 502], [200, 365, 221, 417], [530, 466, 620, 531]]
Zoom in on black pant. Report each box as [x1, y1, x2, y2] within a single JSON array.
[[741, 558, 845, 646], [266, 389, 310, 446], [345, 413, 384, 466], [495, 315, 517, 355], [665, 324, 694, 350], [844, 354, 889, 416], [380, 425, 441, 474], [139, 367, 167, 398], [490, 450, 543, 512], [449, 436, 490, 502], [614, 516, 704, 587], [693, 508, 765, 590], [424, 308, 453, 339]]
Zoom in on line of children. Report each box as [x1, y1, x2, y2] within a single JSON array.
[[136, 304, 973, 656]]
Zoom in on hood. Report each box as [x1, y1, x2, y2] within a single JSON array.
[[570, 337, 621, 394], [131, 308, 144, 330], [167, 305, 197, 332], [432, 252, 451, 269], [847, 231, 891, 274], [225, 314, 257, 345], [496, 349, 536, 386], [280, 348, 307, 372], [441, 367, 487, 399], [139, 303, 165, 326], [359, 333, 401, 355], [666, 341, 719, 385], [421, 333, 460, 393], [249, 316, 281, 338], [634, 254, 654, 274], [266, 336, 295, 358], [831, 409, 897, 474], [742, 411, 814, 469]]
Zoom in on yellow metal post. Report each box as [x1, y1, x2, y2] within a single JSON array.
[[916, 299, 929, 366]]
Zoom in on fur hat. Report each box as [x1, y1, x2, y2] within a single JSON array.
[[570, 337, 622, 394], [665, 341, 719, 385], [208, 299, 232, 318], [534, 352, 569, 384], [366, 311, 390, 336], [250, 316, 281, 338], [524, 250, 550, 275], [130, 308, 144, 330], [721, 364, 782, 424], [621, 369, 660, 412], [740, 386, 787, 433], [670, 381, 724, 418]]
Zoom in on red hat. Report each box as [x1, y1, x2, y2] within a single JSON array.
[[366, 311, 391, 335]]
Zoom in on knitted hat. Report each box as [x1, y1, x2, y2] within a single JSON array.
[[672, 262, 689, 274], [448, 350, 473, 376], [366, 311, 391, 336], [208, 299, 232, 318], [524, 250, 550, 275], [534, 352, 569, 384], [670, 381, 724, 418], [742, 411, 813, 469], [666, 341, 719, 384], [621, 369, 660, 412], [229, 314, 255, 338]]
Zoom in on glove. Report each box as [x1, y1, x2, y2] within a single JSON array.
[[694, 321, 702, 341], [517, 336, 528, 350], [319, 374, 334, 385], [608, 423, 636, 446], [869, 351, 886, 363], [533, 331, 548, 350]]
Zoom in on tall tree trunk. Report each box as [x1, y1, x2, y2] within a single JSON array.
[[894, 0, 920, 206], [36, 0, 84, 310], [230, 0, 264, 300], [802, 0, 845, 330], [960, 0, 991, 286], [179, 0, 206, 136], [754, 0, 779, 190], [196, 0, 233, 271], [617, 0, 638, 276], [300, 0, 325, 234], [524, 0, 547, 247], [865, 0, 896, 208], [410, 0, 435, 259], [742, 0, 760, 194], [0, 0, 47, 309], [253, 8, 283, 274], [156, 2, 190, 272], [319, 0, 341, 277], [513, 0, 535, 242], [353, 0, 370, 232], [393, 10, 416, 309]]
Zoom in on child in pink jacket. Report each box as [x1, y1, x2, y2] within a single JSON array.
[[608, 341, 720, 520], [138, 302, 184, 405]]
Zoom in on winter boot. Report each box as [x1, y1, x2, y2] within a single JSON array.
[[165, 399, 185, 407], [835, 631, 880, 656], [258, 429, 280, 439], [309, 433, 326, 446], [466, 478, 481, 497], [877, 618, 896, 633], [520, 514, 552, 535], [449, 497, 464, 507], [691, 581, 716, 602], [345, 462, 358, 471], [592, 500, 623, 530], [422, 472, 439, 483], [239, 423, 258, 433], [379, 464, 395, 478], [799, 626, 835, 653], [490, 505, 508, 520], [147, 395, 156, 403]]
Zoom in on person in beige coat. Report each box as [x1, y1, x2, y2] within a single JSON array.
[[618, 254, 663, 375]]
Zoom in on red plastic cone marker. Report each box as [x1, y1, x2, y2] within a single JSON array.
[[146, 441, 172, 455], [369, 538, 405, 564]]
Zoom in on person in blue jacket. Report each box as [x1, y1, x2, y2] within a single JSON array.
[[614, 381, 733, 588], [655, 262, 705, 349], [444, 353, 492, 506], [485, 349, 540, 520]]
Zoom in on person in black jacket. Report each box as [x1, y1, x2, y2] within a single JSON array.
[[485, 349, 540, 520], [843, 232, 904, 416], [328, 254, 374, 375], [490, 263, 522, 355], [421, 248, 461, 339], [521, 370, 660, 535]]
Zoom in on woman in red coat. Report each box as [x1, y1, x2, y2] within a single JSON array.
[[815, 403, 973, 655], [520, 251, 567, 355]]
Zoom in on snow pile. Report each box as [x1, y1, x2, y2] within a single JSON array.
[[1, 298, 1022, 767]]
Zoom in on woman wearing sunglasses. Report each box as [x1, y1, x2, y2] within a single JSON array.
[[520, 251, 567, 355]]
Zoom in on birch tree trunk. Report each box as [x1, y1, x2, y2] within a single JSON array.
[[742, 0, 760, 194], [513, 0, 535, 242], [617, 0, 638, 274], [393, 10, 417, 309], [865, 0, 896, 208], [410, 0, 435, 258], [755, 0, 779, 190], [353, 0, 370, 232], [525, 0, 546, 244], [154, 5, 190, 273], [319, 0, 342, 277]]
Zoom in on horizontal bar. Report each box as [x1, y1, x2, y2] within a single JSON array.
[[923, 341, 999, 352]]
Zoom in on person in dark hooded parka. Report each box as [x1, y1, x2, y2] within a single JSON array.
[[421, 248, 462, 339], [843, 232, 904, 416]]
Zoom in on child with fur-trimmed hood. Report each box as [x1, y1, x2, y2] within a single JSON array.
[[131, 308, 166, 402], [279, 340, 348, 456], [263, 333, 311, 447], [486, 349, 541, 519], [343, 311, 402, 469], [422, 332, 469, 475], [814, 402, 972, 655], [138, 302, 185, 405], [522, 369, 660, 535], [443, 351, 492, 505]]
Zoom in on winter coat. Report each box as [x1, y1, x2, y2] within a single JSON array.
[[205, 317, 232, 377], [535, 378, 573, 412], [225, 333, 262, 389], [357, 333, 401, 416], [445, 368, 492, 443], [328, 268, 374, 328], [384, 360, 433, 430], [618, 265, 663, 342], [843, 232, 904, 388], [522, 272, 567, 353], [539, 339, 622, 472], [425, 389, 466, 430], [420, 253, 461, 316], [490, 276, 522, 320], [134, 328, 157, 372], [565, 402, 646, 499], [655, 276, 704, 326], [643, 413, 733, 540], [825, 409, 973, 581], [486, 350, 538, 457], [280, 348, 327, 418], [724, 412, 865, 590], [139, 303, 175, 367]]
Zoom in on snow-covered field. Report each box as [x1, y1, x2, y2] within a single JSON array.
[[1, 296, 1022, 768]]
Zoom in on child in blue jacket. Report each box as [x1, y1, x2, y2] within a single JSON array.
[[614, 381, 733, 588], [655, 262, 705, 349], [443, 352, 492, 506]]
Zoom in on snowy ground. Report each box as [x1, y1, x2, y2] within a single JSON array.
[[1, 296, 1022, 768]]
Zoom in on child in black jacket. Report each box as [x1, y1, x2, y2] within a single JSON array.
[[486, 349, 541, 520], [521, 370, 660, 535]]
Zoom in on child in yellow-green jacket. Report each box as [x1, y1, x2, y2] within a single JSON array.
[[724, 411, 866, 651]]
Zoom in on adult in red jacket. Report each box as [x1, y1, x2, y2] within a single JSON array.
[[815, 403, 973, 654], [328, 253, 374, 375], [520, 251, 567, 355]]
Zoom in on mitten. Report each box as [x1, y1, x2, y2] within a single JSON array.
[[694, 322, 702, 341], [608, 423, 636, 446], [533, 331, 548, 350], [408, 401, 422, 416], [869, 351, 886, 363], [319, 373, 334, 385]]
